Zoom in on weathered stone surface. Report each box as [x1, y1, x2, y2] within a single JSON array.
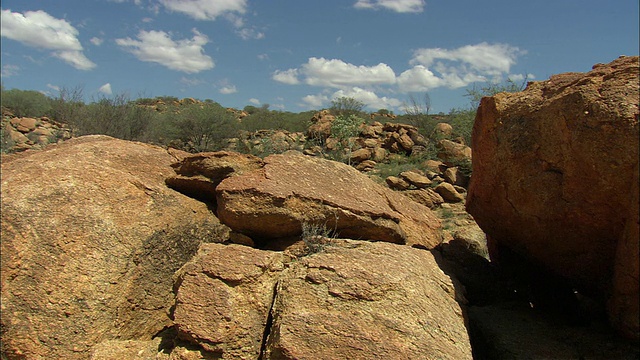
[[385, 175, 411, 190], [432, 122, 454, 138], [165, 151, 263, 203], [400, 170, 432, 188], [435, 182, 465, 203], [404, 188, 444, 209], [466, 56, 639, 339], [216, 151, 442, 248], [173, 244, 284, 359], [1, 135, 227, 359], [263, 241, 472, 359], [437, 139, 472, 163], [307, 110, 335, 139], [348, 147, 372, 163]]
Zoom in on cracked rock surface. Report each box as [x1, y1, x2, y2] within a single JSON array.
[[172, 242, 472, 360]]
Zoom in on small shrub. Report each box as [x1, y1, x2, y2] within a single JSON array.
[[301, 222, 334, 255], [329, 114, 364, 164]]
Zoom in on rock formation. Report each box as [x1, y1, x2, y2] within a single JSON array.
[[466, 56, 639, 339], [1, 136, 228, 359], [214, 151, 442, 249], [172, 242, 472, 360]]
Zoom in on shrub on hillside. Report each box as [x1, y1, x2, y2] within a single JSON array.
[[1, 88, 52, 118], [72, 94, 155, 141], [162, 102, 240, 152]]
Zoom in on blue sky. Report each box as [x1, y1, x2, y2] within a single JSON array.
[[1, 0, 638, 114]]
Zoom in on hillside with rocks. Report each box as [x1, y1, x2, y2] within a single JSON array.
[[1, 56, 638, 359]]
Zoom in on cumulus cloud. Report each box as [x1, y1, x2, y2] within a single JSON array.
[[411, 42, 524, 79], [116, 28, 214, 73], [0, 9, 96, 70], [249, 98, 260, 105], [278, 42, 525, 110], [301, 94, 330, 109], [274, 57, 396, 88], [332, 87, 403, 110], [98, 83, 113, 95], [219, 85, 237, 94], [354, 0, 425, 13], [272, 69, 300, 85], [159, 0, 247, 20]]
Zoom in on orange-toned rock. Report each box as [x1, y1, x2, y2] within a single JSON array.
[[1, 136, 228, 359], [216, 151, 442, 248], [466, 56, 639, 339]]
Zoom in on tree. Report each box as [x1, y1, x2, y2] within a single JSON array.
[[330, 97, 364, 118]]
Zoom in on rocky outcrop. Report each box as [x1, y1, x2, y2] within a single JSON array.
[[173, 242, 472, 360], [165, 151, 263, 203], [1, 115, 72, 152], [215, 151, 442, 249], [1, 135, 228, 359], [466, 56, 639, 339]]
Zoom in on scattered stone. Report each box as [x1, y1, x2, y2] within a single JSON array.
[[386, 175, 411, 190], [400, 170, 432, 188], [435, 182, 465, 203]]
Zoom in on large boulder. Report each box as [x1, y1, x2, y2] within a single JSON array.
[[173, 242, 472, 360], [173, 244, 284, 359], [0, 136, 228, 359], [215, 151, 442, 249], [466, 56, 639, 339]]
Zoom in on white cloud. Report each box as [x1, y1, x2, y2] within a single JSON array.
[[257, 53, 269, 61], [332, 87, 402, 110], [98, 83, 113, 95], [411, 42, 524, 77], [236, 27, 265, 40], [301, 94, 329, 109], [272, 69, 300, 85], [397, 42, 526, 91], [249, 98, 260, 105], [47, 83, 60, 92], [116, 28, 214, 73], [0, 9, 96, 70], [396, 65, 443, 92], [1, 64, 20, 77], [219, 85, 237, 94], [90, 37, 104, 46], [354, 0, 425, 13], [274, 57, 396, 88], [159, 0, 247, 20]]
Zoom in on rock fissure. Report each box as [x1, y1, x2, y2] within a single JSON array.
[[258, 280, 279, 360]]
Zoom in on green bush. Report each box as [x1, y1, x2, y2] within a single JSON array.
[[330, 97, 364, 118], [72, 94, 155, 141], [1, 88, 52, 118], [165, 102, 240, 152], [329, 114, 364, 164]]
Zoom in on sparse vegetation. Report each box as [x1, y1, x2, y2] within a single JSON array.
[[301, 222, 335, 255]]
